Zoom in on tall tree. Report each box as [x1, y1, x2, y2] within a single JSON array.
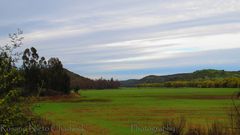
[[22, 47, 43, 94], [47, 58, 70, 93]]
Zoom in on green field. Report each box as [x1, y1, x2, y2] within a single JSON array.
[[32, 88, 240, 135]]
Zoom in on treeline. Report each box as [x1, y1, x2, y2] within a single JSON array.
[[21, 47, 120, 95], [137, 77, 240, 88], [94, 78, 120, 89], [21, 48, 70, 95], [0, 31, 71, 96], [1, 30, 120, 97], [71, 77, 120, 90]]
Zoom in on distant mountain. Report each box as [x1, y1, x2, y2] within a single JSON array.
[[120, 69, 240, 87]]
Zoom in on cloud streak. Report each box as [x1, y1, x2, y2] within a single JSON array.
[[0, 0, 240, 79]]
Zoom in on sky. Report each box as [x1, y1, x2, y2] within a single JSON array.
[[0, 0, 240, 80]]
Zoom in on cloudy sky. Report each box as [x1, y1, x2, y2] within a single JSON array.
[[0, 0, 240, 80]]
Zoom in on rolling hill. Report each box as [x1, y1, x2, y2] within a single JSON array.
[[121, 69, 240, 87], [64, 69, 95, 89]]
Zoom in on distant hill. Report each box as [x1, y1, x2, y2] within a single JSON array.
[[121, 69, 240, 87], [64, 69, 94, 89], [64, 69, 120, 89], [64, 69, 92, 82], [120, 79, 139, 87]]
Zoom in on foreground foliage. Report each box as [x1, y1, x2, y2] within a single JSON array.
[[0, 30, 51, 134], [0, 90, 51, 135], [0, 30, 23, 96]]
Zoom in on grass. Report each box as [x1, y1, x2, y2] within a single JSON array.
[[32, 88, 240, 135]]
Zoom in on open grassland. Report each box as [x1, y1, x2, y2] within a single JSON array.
[[32, 88, 240, 135]]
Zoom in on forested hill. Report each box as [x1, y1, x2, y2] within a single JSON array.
[[64, 68, 95, 89], [121, 69, 240, 87], [64, 69, 93, 85], [64, 69, 120, 89]]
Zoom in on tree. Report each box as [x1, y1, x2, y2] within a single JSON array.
[[0, 29, 23, 96], [47, 58, 70, 93], [22, 47, 43, 94]]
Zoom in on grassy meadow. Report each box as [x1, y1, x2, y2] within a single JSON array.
[[32, 88, 240, 135]]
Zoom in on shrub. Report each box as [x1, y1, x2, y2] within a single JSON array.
[[0, 90, 51, 135], [207, 122, 229, 135], [162, 117, 186, 135], [185, 126, 206, 135]]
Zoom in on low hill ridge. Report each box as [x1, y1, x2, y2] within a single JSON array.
[[121, 69, 240, 87]]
